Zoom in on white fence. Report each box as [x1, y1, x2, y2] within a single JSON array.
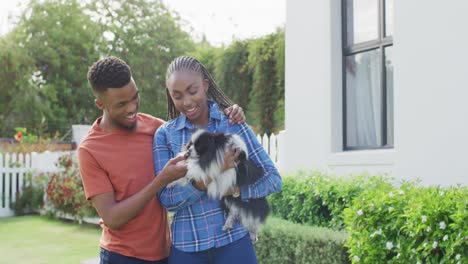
[[0, 151, 70, 217], [0, 132, 280, 218], [257, 133, 281, 168]]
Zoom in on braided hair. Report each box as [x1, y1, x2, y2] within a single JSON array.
[[165, 56, 233, 120]]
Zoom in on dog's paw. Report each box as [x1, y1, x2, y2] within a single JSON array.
[[166, 182, 177, 189], [222, 224, 233, 231], [249, 233, 259, 243]]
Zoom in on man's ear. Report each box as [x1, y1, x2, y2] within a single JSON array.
[[95, 98, 105, 110]]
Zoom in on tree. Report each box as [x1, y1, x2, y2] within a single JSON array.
[[247, 31, 284, 135], [0, 32, 38, 137], [12, 0, 103, 136], [189, 36, 222, 75], [274, 29, 285, 132], [214, 40, 253, 113], [87, 0, 195, 119]]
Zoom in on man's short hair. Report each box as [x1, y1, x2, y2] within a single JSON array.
[[87, 56, 132, 93]]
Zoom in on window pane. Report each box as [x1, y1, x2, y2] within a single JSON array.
[[385, 0, 393, 37], [346, 0, 379, 45], [345, 49, 382, 148], [385, 46, 394, 145]]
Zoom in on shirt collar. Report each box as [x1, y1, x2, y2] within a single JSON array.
[[174, 100, 222, 130]]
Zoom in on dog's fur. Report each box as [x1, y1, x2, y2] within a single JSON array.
[[167, 129, 270, 241]]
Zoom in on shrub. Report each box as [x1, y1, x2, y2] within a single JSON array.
[[268, 171, 393, 229], [45, 154, 97, 220], [255, 217, 349, 264], [343, 182, 468, 263], [12, 172, 45, 215]]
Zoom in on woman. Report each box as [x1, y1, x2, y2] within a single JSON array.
[[153, 56, 282, 264]]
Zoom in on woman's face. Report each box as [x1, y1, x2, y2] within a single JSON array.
[[167, 70, 210, 126]]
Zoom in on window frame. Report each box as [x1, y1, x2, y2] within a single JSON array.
[[341, 0, 394, 150]]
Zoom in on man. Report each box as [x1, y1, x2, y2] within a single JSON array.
[[78, 56, 244, 263]]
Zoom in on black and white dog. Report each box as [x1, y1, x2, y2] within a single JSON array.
[[167, 129, 270, 241]]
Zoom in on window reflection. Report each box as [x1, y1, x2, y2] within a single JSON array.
[[345, 50, 382, 148], [346, 0, 379, 45]]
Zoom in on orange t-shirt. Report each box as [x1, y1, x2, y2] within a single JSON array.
[[77, 113, 169, 261]]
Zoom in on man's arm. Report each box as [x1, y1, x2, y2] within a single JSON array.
[[78, 147, 186, 230], [90, 156, 186, 230]]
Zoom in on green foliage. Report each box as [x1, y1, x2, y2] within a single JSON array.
[[255, 217, 349, 264], [0, 0, 285, 137], [273, 29, 285, 130], [87, 0, 195, 120], [189, 39, 222, 74], [0, 0, 195, 137], [247, 30, 284, 134], [0, 30, 44, 137], [214, 40, 253, 112], [14, 127, 38, 143], [12, 172, 45, 215], [343, 183, 468, 264], [44, 154, 97, 219], [14, 0, 103, 133], [269, 171, 393, 230]]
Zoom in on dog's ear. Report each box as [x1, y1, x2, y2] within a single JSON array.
[[195, 133, 218, 169], [194, 133, 211, 155], [236, 159, 264, 186], [214, 133, 229, 147], [237, 150, 247, 161]]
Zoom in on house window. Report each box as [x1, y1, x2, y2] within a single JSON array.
[[342, 0, 393, 150]]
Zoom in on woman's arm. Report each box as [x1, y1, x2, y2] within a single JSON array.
[[232, 123, 282, 200], [153, 126, 205, 211]]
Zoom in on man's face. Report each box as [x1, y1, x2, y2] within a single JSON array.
[[96, 79, 140, 131]]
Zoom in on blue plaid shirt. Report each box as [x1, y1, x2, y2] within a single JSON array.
[[153, 100, 282, 252]]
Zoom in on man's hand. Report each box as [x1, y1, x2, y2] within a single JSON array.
[[225, 104, 246, 124], [90, 155, 187, 230], [159, 155, 188, 186]]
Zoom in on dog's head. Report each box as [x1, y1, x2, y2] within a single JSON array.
[[186, 129, 263, 188], [187, 130, 229, 169]]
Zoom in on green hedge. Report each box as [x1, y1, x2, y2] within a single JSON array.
[[343, 183, 468, 263], [256, 217, 349, 264], [268, 171, 392, 230]]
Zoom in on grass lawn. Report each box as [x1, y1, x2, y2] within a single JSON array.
[[0, 215, 101, 264]]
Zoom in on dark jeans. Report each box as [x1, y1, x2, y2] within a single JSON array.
[[99, 248, 168, 264], [168, 235, 257, 264]]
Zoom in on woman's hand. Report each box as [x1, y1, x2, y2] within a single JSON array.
[[225, 104, 246, 124], [192, 178, 212, 190], [222, 147, 241, 172], [224, 186, 240, 197]]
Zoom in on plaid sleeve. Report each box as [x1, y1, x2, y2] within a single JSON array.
[[233, 123, 282, 200], [153, 125, 205, 211]]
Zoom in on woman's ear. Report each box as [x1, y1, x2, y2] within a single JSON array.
[[203, 79, 209, 93], [95, 98, 105, 110]]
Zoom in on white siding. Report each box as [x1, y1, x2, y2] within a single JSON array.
[[283, 0, 468, 186]]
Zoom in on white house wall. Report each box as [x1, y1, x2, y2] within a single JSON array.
[[283, 0, 468, 186]]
